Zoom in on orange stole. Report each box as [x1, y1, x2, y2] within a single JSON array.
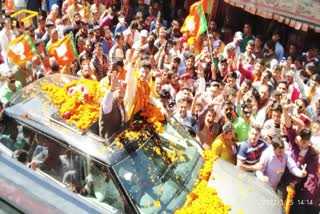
[[129, 71, 151, 117]]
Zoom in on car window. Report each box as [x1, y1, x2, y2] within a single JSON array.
[[0, 118, 33, 152], [31, 134, 124, 210], [0, 119, 124, 213], [31, 136, 126, 213], [29, 133, 68, 182], [78, 159, 125, 212]]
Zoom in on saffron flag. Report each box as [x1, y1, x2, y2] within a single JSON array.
[[180, 1, 208, 36], [47, 33, 78, 64], [4, 0, 15, 11], [202, 0, 214, 14], [79, 6, 91, 21], [7, 34, 37, 65]]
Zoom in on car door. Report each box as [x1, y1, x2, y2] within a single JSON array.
[[0, 118, 125, 214]]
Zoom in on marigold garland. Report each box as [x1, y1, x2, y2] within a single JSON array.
[[284, 185, 295, 214], [133, 70, 165, 133], [175, 150, 230, 214], [41, 79, 103, 130]]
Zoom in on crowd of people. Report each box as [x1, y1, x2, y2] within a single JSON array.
[[0, 0, 319, 213]]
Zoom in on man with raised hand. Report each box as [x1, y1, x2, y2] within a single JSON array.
[[99, 71, 126, 139]]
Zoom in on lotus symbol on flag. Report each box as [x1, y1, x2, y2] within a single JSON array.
[[56, 42, 68, 60], [10, 42, 26, 60], [187, 16, 196, 33]]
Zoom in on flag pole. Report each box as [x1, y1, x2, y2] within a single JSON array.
[[205, 2, 214, 63]]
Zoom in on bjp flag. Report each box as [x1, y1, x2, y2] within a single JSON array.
[[47, 33, 78, 64], [180, 1, 208, 37], [202, 0, 214, 14], [4, 0, 14, 11], [7, 34, 37, 65], [79, 6, 91, 21]]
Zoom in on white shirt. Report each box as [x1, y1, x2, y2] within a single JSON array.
[[14, 0, 26, 8], [123, 28, 140, 45], [223, 41, 241, 60], [174, 112, 193, 128], [102, 91, 125, 125], [311, 136, 320, 148], [0, 29, 15, 55]]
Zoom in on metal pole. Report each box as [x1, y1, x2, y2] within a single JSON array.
[[205, 1, 215, 63]]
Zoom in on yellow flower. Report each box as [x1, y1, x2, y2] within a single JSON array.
[[174, 154, 230, 214], [284, 185, 295, 214], [42, 79, 104, 130], [153, 200, 161, 208]]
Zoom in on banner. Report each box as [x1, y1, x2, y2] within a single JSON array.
[[224, 0, 320, 32]]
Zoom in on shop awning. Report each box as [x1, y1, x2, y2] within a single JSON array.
[[224, 0, 320, 32]]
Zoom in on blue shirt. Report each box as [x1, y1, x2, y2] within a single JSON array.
[[101, 38, 115, 55], [275, 41, 284, 61], [114, 25, 128, 35], [237, 139, 268, 165], [150, 20, 168, 32]]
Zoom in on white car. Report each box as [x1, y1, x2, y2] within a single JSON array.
[[0, 74, 283, 213]]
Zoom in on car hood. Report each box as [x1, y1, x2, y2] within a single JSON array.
[[208, 159, 284, 214]]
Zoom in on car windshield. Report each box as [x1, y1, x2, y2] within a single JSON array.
[[112, 118, 203, 213]]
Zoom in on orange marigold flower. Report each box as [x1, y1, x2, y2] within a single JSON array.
[[42, 79, 104, 130], [175, 154, 230, 214]]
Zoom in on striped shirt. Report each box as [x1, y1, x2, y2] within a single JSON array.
[[237, 139, 268, 165]]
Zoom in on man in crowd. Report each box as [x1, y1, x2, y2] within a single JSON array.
[[90, 43, 108, 81], [0, 18, 15, 64], [256, 139, 307, 190], [211, 122, 237, 164], [99, 71, 126, 139], [0, 65, 23, 106], [240, 23, 255, 53], [282, 102, 320, 213], [237, 124, 268, 172]]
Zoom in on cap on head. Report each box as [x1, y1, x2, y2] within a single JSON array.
[[45, 20, 55, 27], [93, 25, 100, 31], [210, 81, 221, 87], [140, 29, 148, 38]]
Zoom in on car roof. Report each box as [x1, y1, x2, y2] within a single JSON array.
[[4, 74, 118, 165], [0, 151, 111, 214]]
